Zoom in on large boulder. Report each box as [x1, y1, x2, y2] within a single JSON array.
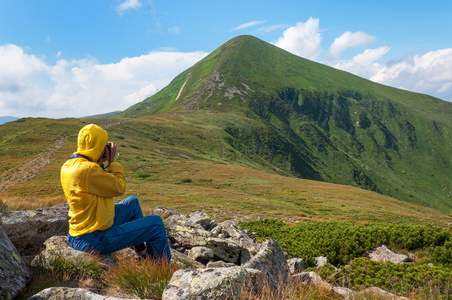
[[33, 235, 206, 272], [242, 239, 288, 290], [29, 287, 141, 300], [31, 236, 101, 269], [0, 221, 32, 299], [365, 245, 411, 264], [162, 266, 260, 300], [1, 203, 69, 257]]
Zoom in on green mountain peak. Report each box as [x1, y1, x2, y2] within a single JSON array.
[[117, 35, 452, 211]]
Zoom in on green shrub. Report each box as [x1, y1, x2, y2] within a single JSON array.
[[239, 220, 451, 267], [430, 239, 452, 267], [331, 258, 452, 297]]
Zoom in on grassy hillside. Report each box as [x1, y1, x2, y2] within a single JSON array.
[[117, 35, 452, 212], [1, 116, 451, 227]]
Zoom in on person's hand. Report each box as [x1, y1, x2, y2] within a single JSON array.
[[107, 142, 117, 162]]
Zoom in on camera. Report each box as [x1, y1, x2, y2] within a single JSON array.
[[102, 143, 111, 158]]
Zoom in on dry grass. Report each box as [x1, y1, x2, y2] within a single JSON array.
[[237, 272, 342, 300], [97, 254, 179, 300]]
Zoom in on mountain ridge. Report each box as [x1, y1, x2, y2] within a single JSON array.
[[117, 35, 452, 211], [0, 116, 20, 125], [119, 35, 451, 122]]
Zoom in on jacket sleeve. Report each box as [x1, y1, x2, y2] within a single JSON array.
[[87, 162, 126, 198]]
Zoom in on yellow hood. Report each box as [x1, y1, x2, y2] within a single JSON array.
[[75, 124, 108, 161]]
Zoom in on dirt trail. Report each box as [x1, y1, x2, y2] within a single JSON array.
[[0, 120, 130, 195]]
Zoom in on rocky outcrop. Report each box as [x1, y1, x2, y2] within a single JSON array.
[[3, 204, 416, 299], [163, 210, 260, 266], [0, 221, 32, 299], [1, 203, 69, 258]]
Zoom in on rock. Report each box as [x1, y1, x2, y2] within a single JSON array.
[[332, 286, 356, 299], [287, 257, 306, 274], [0, 222, 32, 299], [206, 260, 237, 268], [189, 211, 214, 230], [212, 220, 260, 256], [242, 239, 287, 290], [31, 236, 115, 270], [366, 245, 411, 264], [165, 213, 213, 250], [1, 203, 69, 257], [295, 271, 329, 287], [28, 287, 144, 300], [315, 256, 329, 267], [152, 206, 178, 218], [162, 266, 260, 300], [206, 237, 246, 264], [165, 211, 259, 265], [170, 248, 205, 269], [359, 286, 409, 299], [187, 246, 214, 265]]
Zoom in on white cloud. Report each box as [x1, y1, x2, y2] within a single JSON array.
[[0, 43, 208, 118], [0, 44, 48, 77], [271, 17, 452, 102], [231, 21, 266, 31], [326, 31, 376, 60], [274, 17, 322, 60], [0, 44, 51, 117], [254, 24, 288, 34], [116, 0, 142, 16], [371, 48, 452, 100], [333, 46, 391, 79], [167, 26, 181, 35]]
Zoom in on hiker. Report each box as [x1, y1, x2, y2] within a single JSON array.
[[60, 124, 171, 261]]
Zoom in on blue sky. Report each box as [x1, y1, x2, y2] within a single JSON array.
[[1, 0, 451, 118]]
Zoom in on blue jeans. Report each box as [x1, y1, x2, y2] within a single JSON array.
[[68, 196, 171, 261]]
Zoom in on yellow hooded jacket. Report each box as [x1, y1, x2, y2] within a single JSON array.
[[61, 124, 126, 237]]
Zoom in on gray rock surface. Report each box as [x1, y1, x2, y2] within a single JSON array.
[[187, 246, 214, 265], [1, 203, 69, 257], [31, 236, 95, 269], [189, 211, 214, 230], [162, 266, 260, 300], [287, 257, 306, 274], [242, 239, 287, 290], [366, 245, 411, 264], [315, 256, 329, 267], [165, 211, 259, 266], [0, 221, 32, 299], [359, 286, 409, 299], [29, 287, 144, 300]]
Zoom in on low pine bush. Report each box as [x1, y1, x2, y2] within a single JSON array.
[[329, 257, 452, 298], [239, 220, 451, 267]]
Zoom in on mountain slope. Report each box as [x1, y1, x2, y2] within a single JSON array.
[[118, 35, 452, 212], [1, 116, 452, 227]]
